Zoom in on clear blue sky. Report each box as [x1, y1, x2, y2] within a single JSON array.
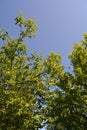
[[0, 0, 87, 129], [0, 0, 87, 68]]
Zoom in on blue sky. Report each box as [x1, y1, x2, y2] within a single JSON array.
[[0, 0, 87, 129], [0, 0, 87, 69]]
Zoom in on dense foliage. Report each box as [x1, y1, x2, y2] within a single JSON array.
[[45, 34, 87, 130], [0, 13, 87, 130]]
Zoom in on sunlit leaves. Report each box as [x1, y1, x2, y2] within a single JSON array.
[[1, 12, 87, 130], [15, 13, 38, 38], [44, 52, 64, 78], [0, 13, 42, 129], [45, 34, 87, 130]]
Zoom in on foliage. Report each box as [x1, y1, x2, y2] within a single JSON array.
[[0, 14, 44, 130], [0, 13, 87, 130], [45, 33, 87, 130]]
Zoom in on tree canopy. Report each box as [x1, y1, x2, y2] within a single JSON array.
[[0, 13, 87, 130], [45, 34, 87, 130]]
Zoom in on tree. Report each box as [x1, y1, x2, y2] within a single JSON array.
[[0, 13, 87, 130], [45, 33, 87, 130], [0, 13, 46, 130], [0, 13, 65, 130]]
